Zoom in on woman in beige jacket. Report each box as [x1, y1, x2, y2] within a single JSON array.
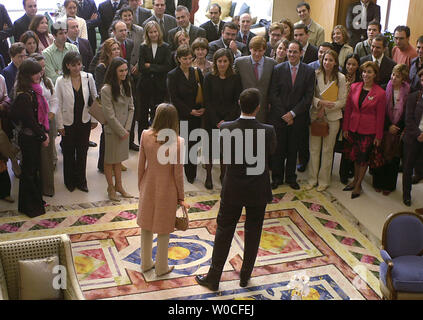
[[137, 103, 189, 277], [306, 50, 347, 191], [101, 57, 134, 201]]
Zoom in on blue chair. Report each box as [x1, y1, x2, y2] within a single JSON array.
[[379, 211, 423, 300]]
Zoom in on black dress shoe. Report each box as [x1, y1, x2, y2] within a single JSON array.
[[403, 198, 411, 207], [288, 181, 300, 190], [205, 177, 213, 190], [130, 143, 140, 151], [88, 141, 97, 147], [343, 185, 355, 191], [271, 179, 282, 190], [297, 164, 306, 172], [77, 185, 89, 193], [187, 177, 195, 184], [195, 275, 219, 291], [240, 277, 250, 288], [66, 185, 75, 192]]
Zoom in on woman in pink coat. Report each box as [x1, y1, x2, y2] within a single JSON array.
[[342, 61, 386, 198], [137, 103, 189, 277]]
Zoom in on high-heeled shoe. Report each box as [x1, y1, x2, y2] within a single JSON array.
[[107, 186, 121, 201], [156, 266, 174, 277], [343, 184, 355, 191], [115, 186, 133, 198], [351, 188, 362, 199]]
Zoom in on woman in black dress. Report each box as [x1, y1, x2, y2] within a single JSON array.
[[167, 44, 205, 183], [137, 20, 172, 140], [10, 59, 49, 217], [203, 48, 241, 189]]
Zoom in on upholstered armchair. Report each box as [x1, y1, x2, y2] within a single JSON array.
[[0, 235, 84, 300], [379, 212, 423, 300]]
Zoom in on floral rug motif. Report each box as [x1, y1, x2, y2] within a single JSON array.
[[0, 187, 383, 300]]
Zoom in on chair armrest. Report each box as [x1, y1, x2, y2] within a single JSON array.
[[380, 250, 393, 263]]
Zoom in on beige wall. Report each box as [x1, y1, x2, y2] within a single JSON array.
[[407, 0, 423, 46], [272, 0, 300, 24]]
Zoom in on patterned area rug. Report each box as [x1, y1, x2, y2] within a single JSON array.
[[0, 187, 383, 300]]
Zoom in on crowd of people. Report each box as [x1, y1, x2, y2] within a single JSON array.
[[0, 0, 422, 281]]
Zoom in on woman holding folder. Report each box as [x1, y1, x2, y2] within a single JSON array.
[[306, 50, 347, 191]]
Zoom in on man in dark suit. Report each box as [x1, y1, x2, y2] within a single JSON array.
[[2, 43, 27, 96], [167, 5, 205, 50], [236, 13, 256, 54], [66, 18, 94, 72], [269, 40, 315, 190], [294, 23, 318, 64], [165, 0, 191, 17], [409, 36, 423, 93], [360, 35, 396, 88], [13, 0, 38, 44], [127, 0, 151, 26], [76, 0, 99, 53], [207, 22, 248, 62], [98, 0, 128, 44], [142, 0, 177, 43], [195, 88, 277, 291], [292, 23, 317, 172], [346, 0, 381, 48], [402, 71, 423, 206], [0, 4, 13, 65], [200, 3, 225, 43]]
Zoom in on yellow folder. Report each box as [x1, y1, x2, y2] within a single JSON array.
[[321, 81, 339, 102]]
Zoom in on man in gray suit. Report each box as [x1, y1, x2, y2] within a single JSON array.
[[167, 5, 206, 50], [128, 0, 152, 26], [234, 36, 276, 123], [142, 0, 177, 43]]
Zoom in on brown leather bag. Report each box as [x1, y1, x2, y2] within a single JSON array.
[[194, 67, 203, 106], [310, 119, 329, 137]]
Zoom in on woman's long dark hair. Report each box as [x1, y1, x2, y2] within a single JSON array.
[[342, 53, 361, 82], [14, 58, 42, 95], [103, 57, 132, 102], [29, 53, 54, 94]]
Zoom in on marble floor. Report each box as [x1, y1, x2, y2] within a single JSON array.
[[1, 124, 422, 243]]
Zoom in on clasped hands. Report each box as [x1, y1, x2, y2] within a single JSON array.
[[191, 108, 205, 117]]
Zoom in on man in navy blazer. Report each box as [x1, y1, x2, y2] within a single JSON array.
[[13, 0, 38, 44], [76, 0, 99, 53], [195, 88, 277, 291], [294, 23, 318, 64], [269, 40, 315, 190], [200, 3, 225, 43], [2, 43, 27, 96], [98, 0, 128, 44], [66, 18, 94, 72], [0, 4, 13, 65]]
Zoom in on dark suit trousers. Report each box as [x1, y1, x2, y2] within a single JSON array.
[[271, 124, 299, 183], [184, 116, 202, 180], [18, 133, 45, 217], [97, 125, 105, 172], [62, 122, 91, 189], [403, 140, 423, 198], [207, 202, 266, 283]]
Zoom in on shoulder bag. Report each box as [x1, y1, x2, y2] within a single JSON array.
[[87, 75, 106, 125]]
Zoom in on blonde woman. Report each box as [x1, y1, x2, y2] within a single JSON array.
[[331, 25, 353, 68], [306, 50, 347, 191], [137, 103, 189, 277]]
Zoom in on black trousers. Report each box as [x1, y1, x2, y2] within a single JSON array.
[[0, 165, 11, 199], [298, 120, 310, 167], [62, 122, 91, 189], [271, 124, 300, 183], [372, 157, 400, 191], [97, 125, 105, 172], [207, 202, 266, 284], [18, 133, 45, 217], [403, 140, 423, 199]]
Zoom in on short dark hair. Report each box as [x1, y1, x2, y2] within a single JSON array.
[[62, 51, 82, 76], [118, 5, 134, 18], [223, 21, 239, 33], [293, 23, 308, 34], [296, 2, 310, 11], [373, 35, 388, 48], [210, 3, 221, 13], [289, 40, 303, 52], [239, 88, 261, 114], [9, 42, 26, 57], [417, 35, 423, 44], [175, 44, 193, 61], [51, 20, 67, 36], [368, 20, 382, 32], [319, 42, 334, 50], [394, 25, 411, 38]]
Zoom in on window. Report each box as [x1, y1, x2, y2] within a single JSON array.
[[378, 0, 410, 32]]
